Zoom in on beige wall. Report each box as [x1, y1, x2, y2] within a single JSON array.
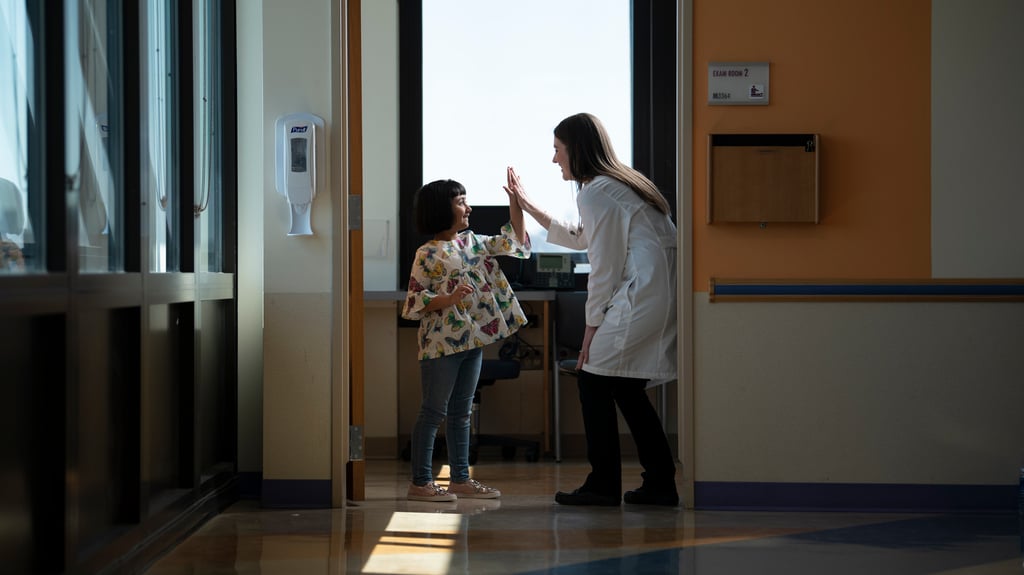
[[237, 0, 341, 485], [235, 0, 264, 477], [695, 300, 1024, 483], [364, 303, 399, 457]]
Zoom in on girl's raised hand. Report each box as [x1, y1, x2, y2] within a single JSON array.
[[503, 166, 525, 201]]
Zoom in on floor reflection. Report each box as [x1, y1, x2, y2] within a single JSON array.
[[144, 459, 1022, 575]]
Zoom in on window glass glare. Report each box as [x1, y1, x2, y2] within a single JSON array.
[[66, 0, 124, 272], [0, 1, 36, 273], [144, 0, 177, 272], [195, 0, 223, 272]]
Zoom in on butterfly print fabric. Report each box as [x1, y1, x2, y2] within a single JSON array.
[[402, 223, 531, 360]]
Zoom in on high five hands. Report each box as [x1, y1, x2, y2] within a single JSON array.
[[503, 167, 551, 230], [503, 166, 525, 203]]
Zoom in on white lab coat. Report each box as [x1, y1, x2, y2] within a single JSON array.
[[546, 175, 677, 380]]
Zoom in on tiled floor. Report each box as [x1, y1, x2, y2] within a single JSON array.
[[144, 459, 1022, 574]]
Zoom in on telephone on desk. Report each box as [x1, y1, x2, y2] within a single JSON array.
[[532, 253, 575, 289]]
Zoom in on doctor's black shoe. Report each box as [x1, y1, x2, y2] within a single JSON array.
[[555, 488, 620, 506], [623, 486, 679, 506]]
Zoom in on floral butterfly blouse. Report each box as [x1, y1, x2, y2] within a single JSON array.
[[402, 223, 530, 360]]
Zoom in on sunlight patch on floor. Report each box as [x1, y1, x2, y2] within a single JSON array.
[[361, 511, 465, 574]]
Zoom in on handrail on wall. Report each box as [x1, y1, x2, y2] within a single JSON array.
[[709, 278, 1024, 303]]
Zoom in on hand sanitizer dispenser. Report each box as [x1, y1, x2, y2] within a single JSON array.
[[275, 112, 324, 236]]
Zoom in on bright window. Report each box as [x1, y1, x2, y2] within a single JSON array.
[[421, 0, 631, 253]]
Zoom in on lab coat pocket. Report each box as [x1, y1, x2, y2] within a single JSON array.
[[603, 276, 637, 326]]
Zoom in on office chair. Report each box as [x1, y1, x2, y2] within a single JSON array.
[[470, 357, 540, 464], [552, 291, 670, 462]]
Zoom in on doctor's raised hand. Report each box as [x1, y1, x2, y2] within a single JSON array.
[[504, 166, 552, 231]]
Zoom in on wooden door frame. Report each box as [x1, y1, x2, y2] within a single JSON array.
[[345, 0, 365, 502], [331, 0, 365, 505]]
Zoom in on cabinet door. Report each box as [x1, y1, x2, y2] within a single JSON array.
[[708, 134, 819, 224]]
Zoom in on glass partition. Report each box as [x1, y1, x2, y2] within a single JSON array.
[[142, 0, 177, 272], [0, 0, 35, 273], [66, 0, 124, 272], [195, 0, 224, 272]]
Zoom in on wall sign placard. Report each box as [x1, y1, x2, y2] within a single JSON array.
[[708, 62, 770, 105]]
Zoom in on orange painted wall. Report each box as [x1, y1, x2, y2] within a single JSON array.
[[693, 0, 931, 289]]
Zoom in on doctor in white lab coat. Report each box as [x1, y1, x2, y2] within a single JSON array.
[[505, 112, 679, 507]]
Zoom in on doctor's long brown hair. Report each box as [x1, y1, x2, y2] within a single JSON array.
[[554, 113, 671, 215]]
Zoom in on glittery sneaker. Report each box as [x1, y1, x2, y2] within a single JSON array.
[[447, 479, 501, 499], [407, 482, 457, 502]]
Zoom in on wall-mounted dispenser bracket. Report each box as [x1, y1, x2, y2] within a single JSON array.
[[275, 112, 325, 236]]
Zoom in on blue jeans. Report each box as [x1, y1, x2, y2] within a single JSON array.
[[411, 347, 482, 485]]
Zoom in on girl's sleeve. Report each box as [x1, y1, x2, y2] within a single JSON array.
[[482, 223, 531, 259], [401, 249, 439, 320]]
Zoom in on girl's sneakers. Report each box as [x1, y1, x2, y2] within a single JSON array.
[[447, 479, 501, 499], [407, 482, 456, 502]]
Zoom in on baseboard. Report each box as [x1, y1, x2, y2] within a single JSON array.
[[238, 471, 261, 499], [237, 473, 335, 509], [261, 479, 332, 508]]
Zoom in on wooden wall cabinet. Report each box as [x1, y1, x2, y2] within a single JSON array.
[[707, 134, 819, 224]]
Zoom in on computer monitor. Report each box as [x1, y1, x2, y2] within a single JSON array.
[[468, 205, 586, 289], [468, 205, 586, 255], [467, 205, 514, 238], [467, 205, 529, 286]]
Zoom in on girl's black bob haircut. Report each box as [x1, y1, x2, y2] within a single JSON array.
[[413, 179, 466, 235]]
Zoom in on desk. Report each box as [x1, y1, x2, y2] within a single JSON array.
[[365, 289, 557, 457], [509, 290, 555, 456]]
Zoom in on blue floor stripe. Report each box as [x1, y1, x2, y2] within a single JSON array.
[[714, 283, 1024, 296], [519, 514, 1021, 575]]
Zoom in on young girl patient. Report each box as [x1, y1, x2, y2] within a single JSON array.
[[401, 178, 530, 501]]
